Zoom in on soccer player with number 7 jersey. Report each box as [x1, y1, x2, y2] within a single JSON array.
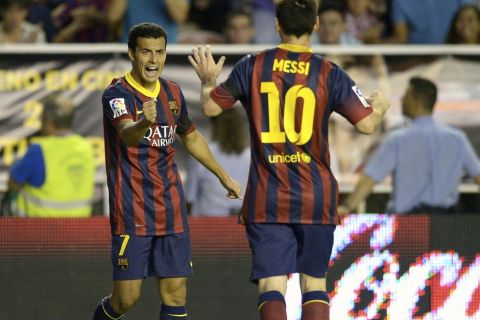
[[188, 0, 390, 319]]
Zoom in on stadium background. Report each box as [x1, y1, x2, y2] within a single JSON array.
[[0, 45, 479, 319]]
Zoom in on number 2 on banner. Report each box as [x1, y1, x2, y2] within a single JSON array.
[[260, 82, 315, 145]]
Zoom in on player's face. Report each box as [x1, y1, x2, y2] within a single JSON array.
[[128, 37, 166, 89]]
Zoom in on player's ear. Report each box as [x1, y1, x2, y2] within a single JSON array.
[[313, 16, 320, 32], [127, 48, 134, 61], [275, 18, 281, 33]]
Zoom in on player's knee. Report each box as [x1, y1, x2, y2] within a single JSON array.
[[114, 292, 141, 313], [300, 273, 326, 293]]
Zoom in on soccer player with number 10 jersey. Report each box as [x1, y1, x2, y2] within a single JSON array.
[[188, 0, 390, 319]]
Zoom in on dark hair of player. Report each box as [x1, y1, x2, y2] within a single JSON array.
[[275, 0, 319, 37], [128, 22, 168, 51]]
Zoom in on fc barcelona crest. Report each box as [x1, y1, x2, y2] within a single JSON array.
[[168, 100, 179, 115], [118, 257, 128, 271]]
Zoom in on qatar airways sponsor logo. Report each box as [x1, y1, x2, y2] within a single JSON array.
[[286, 215, 480, 319], [144, 125, 177, 147]]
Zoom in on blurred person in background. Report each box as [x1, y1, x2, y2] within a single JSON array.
[[186, 108, 250, 216], [91, 22, 240, 320], [189, 0, 389, 318], [223, 8, 255, 44], [0, 0, 46, 43], [251, 0, 278, 43], [177, 0, 230, 43], [6, 94, 95, 217], [50, 0, 116, 42], [389, 0, 472, 44], [111, 0, 190, 44], [344, 0, 384, 43], [340, 77, 480, 215], [445, 4, 480, 44], [317, 2, 362, 45], [27, 0, 63, 42]]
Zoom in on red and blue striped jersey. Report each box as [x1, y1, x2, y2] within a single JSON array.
[[102, 73, 196, 236], [211, 44, 372, 225]]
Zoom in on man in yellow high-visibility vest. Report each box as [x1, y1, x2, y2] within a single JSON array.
[[8, 93, 95, 217]]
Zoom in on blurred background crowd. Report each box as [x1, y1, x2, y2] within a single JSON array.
[[0, 0, 479, 46]]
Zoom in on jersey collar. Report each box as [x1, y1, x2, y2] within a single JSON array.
[[125, 72, 160, 98], [278, 43, 312, 53]]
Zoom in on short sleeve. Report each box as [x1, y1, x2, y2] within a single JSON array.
[[10, 144, 45, 187], [364, 135, 397, 182], [176, 86, 196, 136], [102, 84, 135, 125], [328, 66, 373, 125], [211, 54, 254, 109]]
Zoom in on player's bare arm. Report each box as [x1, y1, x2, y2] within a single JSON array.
[[180, 129, 241, 199], [188, 45, 224, 117], [116, 99, 157, 146], [355, 91, 390, 134]]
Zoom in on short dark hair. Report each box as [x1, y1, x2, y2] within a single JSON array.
[[41, 94, 75, 129], [409, 77, 437, 111], [318, 1, 346, 19], [276, 0, 319, 37], [127, 23, 168, 51], [1, 0, 29, 12]]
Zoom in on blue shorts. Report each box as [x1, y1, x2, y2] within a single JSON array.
[[245, 223, 336, 282], [111, 232, 192, 280]]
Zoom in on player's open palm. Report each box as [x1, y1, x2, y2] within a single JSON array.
[[142, 99, 157, 124], [188, 45, 225, 85]]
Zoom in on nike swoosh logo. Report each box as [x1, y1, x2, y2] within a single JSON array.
[[135, 224, 145, 227], [136, 110, 143, 115]]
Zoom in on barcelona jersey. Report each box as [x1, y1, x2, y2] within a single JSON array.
[[102, 73, 195, 236], [211, 44, 373, 225]]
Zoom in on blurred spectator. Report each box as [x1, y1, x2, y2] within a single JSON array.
[[445, 4, 480, 44], [178, 0, 230, 43], [6, 94, 96, 217], [112, 0, 190, 43], [27, 0, 63, 42], [317, 2, 362, 45], [340, 77, 480, 215], [186, 108, 249, 216], [223, 9, 255, 44], [329, 55, 389, 180], [251, 0, 278, 43], [51, 0, 115, 42], [344, 0, 384, 43], [389, 0, 472, 44], [0, 0, 46, 43]]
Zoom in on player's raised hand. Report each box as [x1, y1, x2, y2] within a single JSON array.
[[367, 91, 390, 115], [142, 99, 157, 124], [188, 45, 226, 86], [220, 176, 242, 200]]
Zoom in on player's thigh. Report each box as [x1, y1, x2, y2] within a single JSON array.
[[150, 231, 193, 277], [158, 277, 188, 306], [258, 275, 288, 295], [111, 234, 152, 280], [294, 224, 335, 278], [246, 223, 297, 282]]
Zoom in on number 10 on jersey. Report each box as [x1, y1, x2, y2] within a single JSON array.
[[260, 82, 316, 145]]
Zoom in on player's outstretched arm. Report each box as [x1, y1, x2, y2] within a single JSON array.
[[180, 129, 241, 199], [355, 91, 390, 134], [188, 45, 224, 117]]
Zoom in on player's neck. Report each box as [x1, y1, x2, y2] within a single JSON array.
[[279, 34, 312, 48]]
